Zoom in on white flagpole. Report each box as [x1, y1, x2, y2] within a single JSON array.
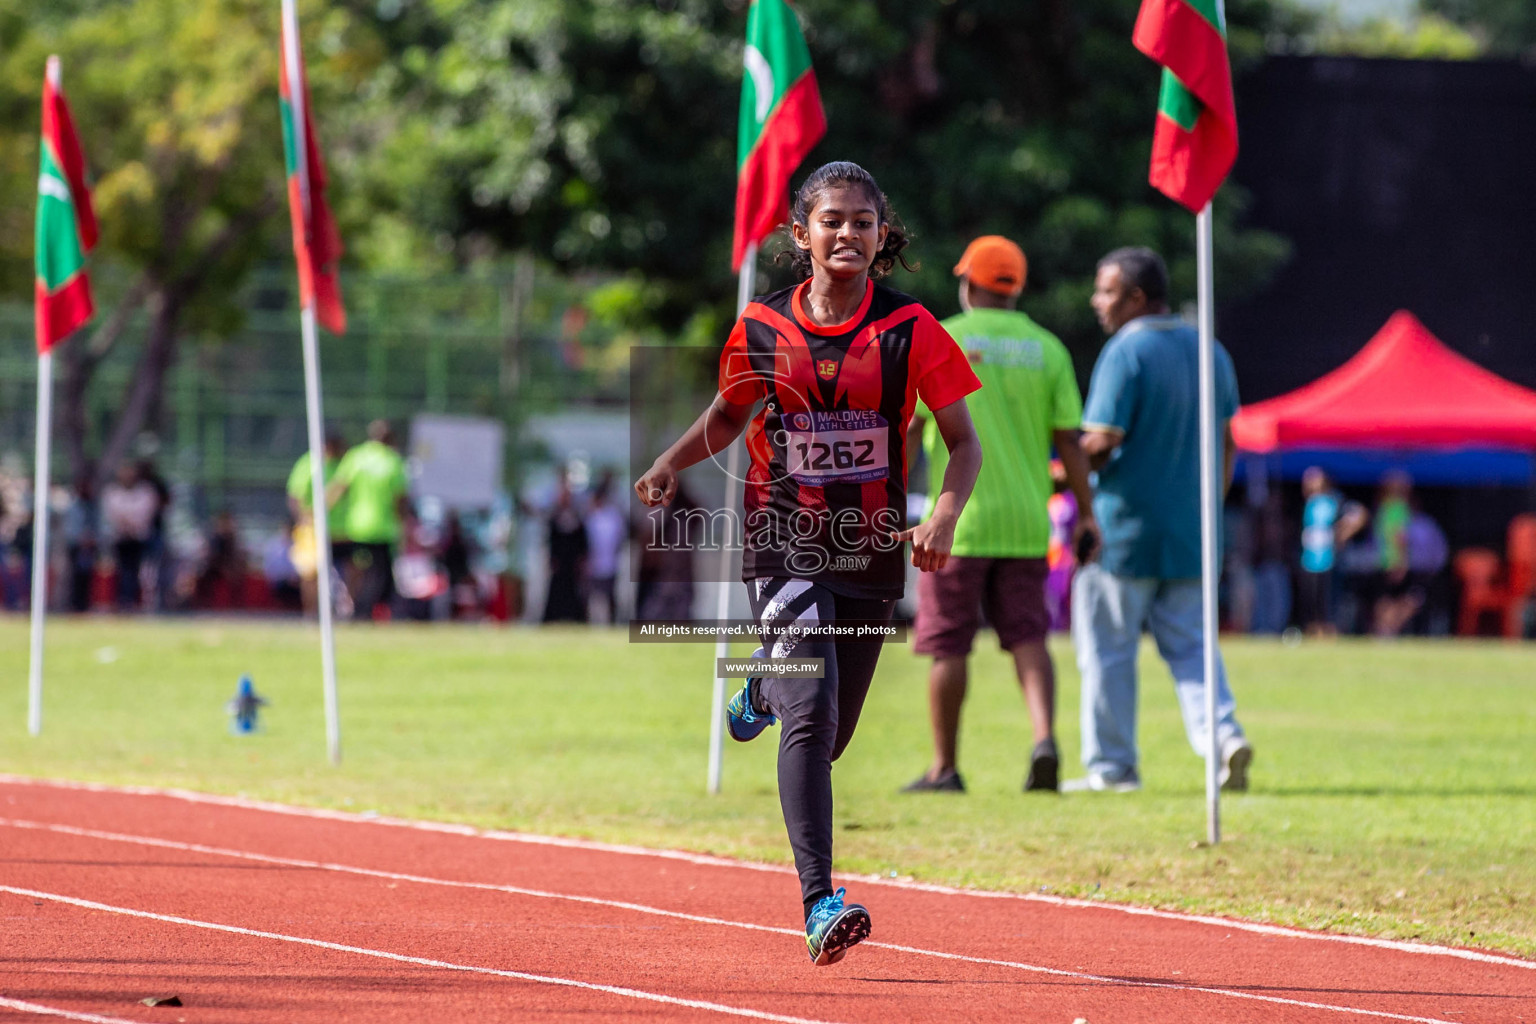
[[283, 0, 340, 765], [1196, 203, 1221, 844], [301, 305, 341, 765], [27, 350, 54, 737], [707, 241, 757, 794], [28, 55, 66, 738]]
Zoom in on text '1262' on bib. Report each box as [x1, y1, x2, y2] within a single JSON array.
[[781, 409, 890, 487]]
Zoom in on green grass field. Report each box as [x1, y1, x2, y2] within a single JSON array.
[[2, 618, 1532, 957]]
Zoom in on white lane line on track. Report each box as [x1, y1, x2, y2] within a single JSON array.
[[0, 817, 793, 937], [866, 942, 1468, 1024], [4, 774, 1532, 973], [0, 818, 1473, 1024], [0, 998, 143, 1024], [0, 886, 841, 1024]]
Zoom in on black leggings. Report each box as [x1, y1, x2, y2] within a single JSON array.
[[747, 578, 894, 906]]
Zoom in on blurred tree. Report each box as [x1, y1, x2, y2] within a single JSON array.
[[0, 0, 378, 486], [359, 0, 1302, 372], [797, 0, 1300, 369], [1419, 0, 1536, 55], [0, 0, 1317, 470], [343, 0, 744, 327], [1307, 11, 1482, 57]]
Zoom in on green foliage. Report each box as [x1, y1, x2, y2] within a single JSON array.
[[1313, 12, 1483, 58], [345, 0, 743, 308], [354, 0, 1297, 362], [0, 0, 373, 327], [0, 0, 1307, 406], [2, 620, 1532, 956], [0, 0, 389, 482], [1421, 0, 1536, 55]]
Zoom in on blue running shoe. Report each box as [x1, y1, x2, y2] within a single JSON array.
[[726, 648, 776, 742], [805, 887, 871, 966]]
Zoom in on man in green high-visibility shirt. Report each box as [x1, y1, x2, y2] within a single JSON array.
[[903, 236, 1098, 795], [286, 432, 348, 616], [328, 420, 411, 621]]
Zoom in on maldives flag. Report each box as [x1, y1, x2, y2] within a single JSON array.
[[35, 57, 98, 354], [1133, 0, 1238, 213], [732, 0, 826, 271], [280, 0, 346, 334]]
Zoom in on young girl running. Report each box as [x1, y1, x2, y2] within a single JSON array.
[[635, 161, 982, 965]]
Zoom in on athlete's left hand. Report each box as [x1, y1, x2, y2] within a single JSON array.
[[894, 515, 955, 573]]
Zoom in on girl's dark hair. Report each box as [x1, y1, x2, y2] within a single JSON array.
[[775, 161, 916, 280]]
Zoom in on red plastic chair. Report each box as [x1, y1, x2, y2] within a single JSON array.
[[1505, 514, 1536, 637], [1453, 548, 1508, 637]]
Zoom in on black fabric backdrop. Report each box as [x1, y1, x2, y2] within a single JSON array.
[[1223, 55, 1536, 402], [1221, 55, 1536, 552]]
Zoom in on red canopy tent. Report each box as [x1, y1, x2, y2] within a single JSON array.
[[1233, 311, 1536, 452]]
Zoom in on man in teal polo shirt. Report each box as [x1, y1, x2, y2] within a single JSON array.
[[1069, 246, 1252, 793], [328, 420, 410, 620], [903, 236, 1099, 794]]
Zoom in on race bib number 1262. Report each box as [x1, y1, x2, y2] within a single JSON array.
[[782, 409, 890, 486]]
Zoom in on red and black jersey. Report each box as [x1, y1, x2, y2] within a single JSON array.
[[718, 279, 981, 599]]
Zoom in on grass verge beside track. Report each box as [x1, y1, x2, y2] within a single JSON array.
[[2, 617, 1531, 957]]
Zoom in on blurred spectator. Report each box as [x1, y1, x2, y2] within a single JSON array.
[[329, 420, 410, 621], [1250, 491, 1291, 635], [287, 432, 349, 617], [263, 520, 303, 611], [394, 514, 447, 621], [440, 512, 478, 618], [196, 511, 246, 607], [0, 467, 19, 541], [636, 485, 696, 621], [1337, 531, 1380, 635], [1297, 468, 1367, 637], [2, 487, 33, 612], [542, 477, 589, 623], [102, 462, 158, 611], [1221, 489, 1255, 632], [1372, 471, 1416, 636], [138, 459, 173, 611], [584, 471, 628, 624], [1406, 502, 1450, 635], [63, 473, 99, 613], [1044, 462, 1077, 632]]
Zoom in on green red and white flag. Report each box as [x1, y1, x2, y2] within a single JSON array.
[[280, 0, 346, 334], [35, 58, 98, 354], [1133, 0, 1238, 213], [733, 0, 826, 271]]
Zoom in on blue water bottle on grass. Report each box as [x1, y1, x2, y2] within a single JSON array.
[[227, 675, 267, 734]]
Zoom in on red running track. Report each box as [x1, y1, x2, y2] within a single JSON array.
[[1, 776, 1531, 1023]]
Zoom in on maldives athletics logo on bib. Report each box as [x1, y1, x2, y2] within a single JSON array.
[[816, 359, 838, 380]]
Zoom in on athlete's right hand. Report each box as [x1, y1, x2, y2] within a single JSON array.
[[893, 513, 956, 573], [634, 461, 678, 507]]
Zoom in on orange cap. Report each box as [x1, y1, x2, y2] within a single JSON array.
[[953, 235, 1027, 296]]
